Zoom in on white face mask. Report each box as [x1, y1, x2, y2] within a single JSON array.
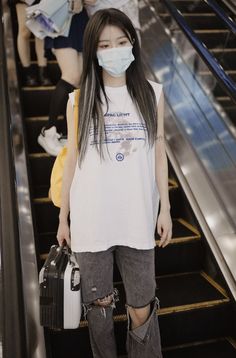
[[97, 46, 134, 78]]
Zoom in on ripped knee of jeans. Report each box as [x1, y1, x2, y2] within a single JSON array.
[[150, 296, 160, 311], [126, 297, 160, 330], [126, 297, 161, 346], [82, 288, 119, 319], [126, 296, 160, 313]]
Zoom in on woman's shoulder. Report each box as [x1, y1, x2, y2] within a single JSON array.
[[148, 80, 163, 92], [148, 80, 163, 104]]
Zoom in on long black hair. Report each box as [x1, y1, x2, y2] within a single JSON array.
[[78, 8, 157, 165]]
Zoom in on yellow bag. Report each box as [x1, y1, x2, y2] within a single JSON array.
[[49, 89, 80, 207]]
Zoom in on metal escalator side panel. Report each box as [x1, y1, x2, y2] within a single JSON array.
[[1, 2, 47, 357], [140, 2, 236, 298]]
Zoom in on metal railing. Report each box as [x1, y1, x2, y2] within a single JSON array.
[[205, 0, 236, 35], [222, 0, 236, 15], [0, 0, 46, 357], [0, 2, 27, 357], [161, 0, 236, 104]]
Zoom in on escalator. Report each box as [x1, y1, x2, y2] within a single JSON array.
[[25, 87, 236, 356], [152, 0, 236, 132], [2, 0, 236, 357], [0, 4, 28, 357]]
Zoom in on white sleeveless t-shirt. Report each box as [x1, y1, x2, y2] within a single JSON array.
[[69, 81, 162, 252]]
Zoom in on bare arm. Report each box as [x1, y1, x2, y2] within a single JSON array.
[[155, 91, 172, 247], [83, 0, 97, 5], [57, 99, 78, 245]]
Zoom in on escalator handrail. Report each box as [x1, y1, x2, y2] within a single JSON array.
[[161, 0, 236, 104], [0, 2, 27, 357], [1, 1, 46, 357], [205, 0, 236, 35], [222, 0, 236, 16]]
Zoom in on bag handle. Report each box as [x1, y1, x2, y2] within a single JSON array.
[[51, 241, 66, 266], [51, 241, 72, 266]]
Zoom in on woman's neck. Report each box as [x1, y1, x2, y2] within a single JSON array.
[[103, 71, 126, 87]]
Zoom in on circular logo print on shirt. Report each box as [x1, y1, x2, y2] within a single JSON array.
[[116, 153, 124, 161]]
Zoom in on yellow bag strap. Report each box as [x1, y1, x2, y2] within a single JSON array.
[[73, 89, 80, 149]]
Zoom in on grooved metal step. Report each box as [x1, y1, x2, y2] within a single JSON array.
[[48, 271, 233, 357]]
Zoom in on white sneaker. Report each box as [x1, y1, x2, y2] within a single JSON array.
[[58, 135, 68, 147], [37, 126, 62, 156]]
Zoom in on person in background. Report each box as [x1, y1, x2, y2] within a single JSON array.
[[85, 0, 141, 36], [57, 8, 172, 358], [37, 0, 89, 157], [15, 0, 51, 86]]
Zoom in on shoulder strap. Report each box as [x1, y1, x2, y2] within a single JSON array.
[[73, 89, 80, 149]]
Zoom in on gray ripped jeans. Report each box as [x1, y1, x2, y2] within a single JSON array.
[[74, 246, 163, 358]]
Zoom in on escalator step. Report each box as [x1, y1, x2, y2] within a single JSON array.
[[114, 300, 232, 350], [160, 14, 225, 30], [48, 272, 232, 357], [119, 338, 236, 358], [114, 271, 228, 315], [199, 72, 236, 97], [163, 338, 236, 358], [153, 0, 210, 13], [21, 87, 55, 117], [211, 49, 236, 71], [196, 32, 235, 49]]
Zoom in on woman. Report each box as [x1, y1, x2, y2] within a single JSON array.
[[14, 0, 51, 86], [85, 0, 140, 34], [57, 8, 172, 358], [37, 1, 89, 156]]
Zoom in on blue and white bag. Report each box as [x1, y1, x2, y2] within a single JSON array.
[[26, 0, 73, 39]]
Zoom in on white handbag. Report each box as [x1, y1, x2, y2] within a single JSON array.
[[39, 244, 81, 329]]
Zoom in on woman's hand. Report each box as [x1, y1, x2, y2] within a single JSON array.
[[69, 0, 83, 13], [157, 210, 172, 248], [57, 220, 71, 247]]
